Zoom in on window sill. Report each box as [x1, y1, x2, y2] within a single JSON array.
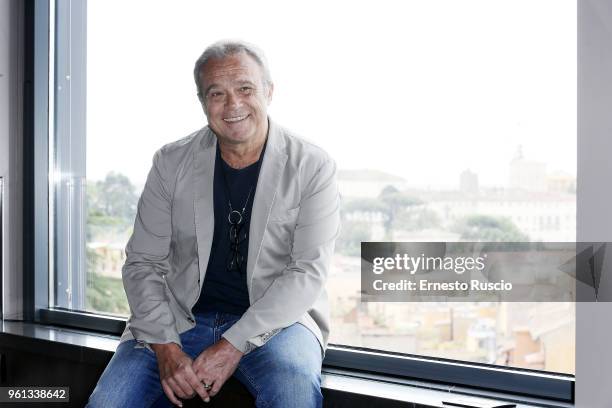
[[0, 321, 574, 408]]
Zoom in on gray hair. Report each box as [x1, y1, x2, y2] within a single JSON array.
[[193, 39, 273, 100]]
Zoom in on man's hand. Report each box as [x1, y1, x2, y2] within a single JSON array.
[[192, 338, 244, 397], [151, 343, 211, 406]]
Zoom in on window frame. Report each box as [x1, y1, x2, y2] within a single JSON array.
[[24, 0, 575, 403]]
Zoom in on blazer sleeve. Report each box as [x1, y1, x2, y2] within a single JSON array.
[[222, 156, 341, 353], [122, 148, 182, 348]]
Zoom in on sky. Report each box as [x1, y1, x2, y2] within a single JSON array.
[[85, 0, 576, 189]]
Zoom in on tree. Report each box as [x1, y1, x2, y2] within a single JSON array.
[[88, 172, 138, 221], [395, 208, 441, 231], [335, 220, 372, 257], [452, 215, 529, 242], [378, 186, 423, 239], [337, 186, 424, 256], [85, 171, 139, 315], [86, 172, 139, 242], [86, 271, 130, 315]]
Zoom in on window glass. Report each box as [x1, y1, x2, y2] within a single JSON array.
[[52, 0, 576, 374]]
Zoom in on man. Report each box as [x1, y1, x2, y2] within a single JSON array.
[[87, 40, 340, 408]]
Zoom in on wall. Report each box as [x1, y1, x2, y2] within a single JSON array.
[[0, 0, 24, 320], [577, 0, 612, 407]]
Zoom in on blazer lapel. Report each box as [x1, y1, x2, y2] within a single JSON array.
[[246, 120, 288, 293], [192, 120, 287, 297], [193, 128, 217, 287]]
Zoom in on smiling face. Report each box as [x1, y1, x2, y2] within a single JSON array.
[[198, 52, 273, 147]]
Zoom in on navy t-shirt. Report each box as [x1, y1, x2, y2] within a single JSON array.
[[192, 140, 266, 316]]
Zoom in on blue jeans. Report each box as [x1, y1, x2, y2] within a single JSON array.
[[86, 312, 323, 408]]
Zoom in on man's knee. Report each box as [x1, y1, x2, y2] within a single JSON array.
[[253, 356, 321, 407], [260, 369, 321, 407], [87, 376, 166, 408], [239, 325, 323, 406], [86, 341, 163, 407], [87, 386, 125, 408], [284, 363, 321, 394]]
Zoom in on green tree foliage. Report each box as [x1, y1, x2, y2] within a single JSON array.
[[85, 172, 138, 316], [91, 172, 138, 219], [336, 220, 372, 257], [86, 269, 130, 315], [86, 172, 139, 241], [378, 186, 423, 239], [395, 208, 441, 231], [337, 185, 425, 255], [452, 214, 529, 242], [342, 197, 389, 214]]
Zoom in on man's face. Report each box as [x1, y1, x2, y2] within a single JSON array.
[[199, 52, 273, 146]]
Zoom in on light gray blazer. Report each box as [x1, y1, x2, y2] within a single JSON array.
[[119, 119, 340, 354]]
